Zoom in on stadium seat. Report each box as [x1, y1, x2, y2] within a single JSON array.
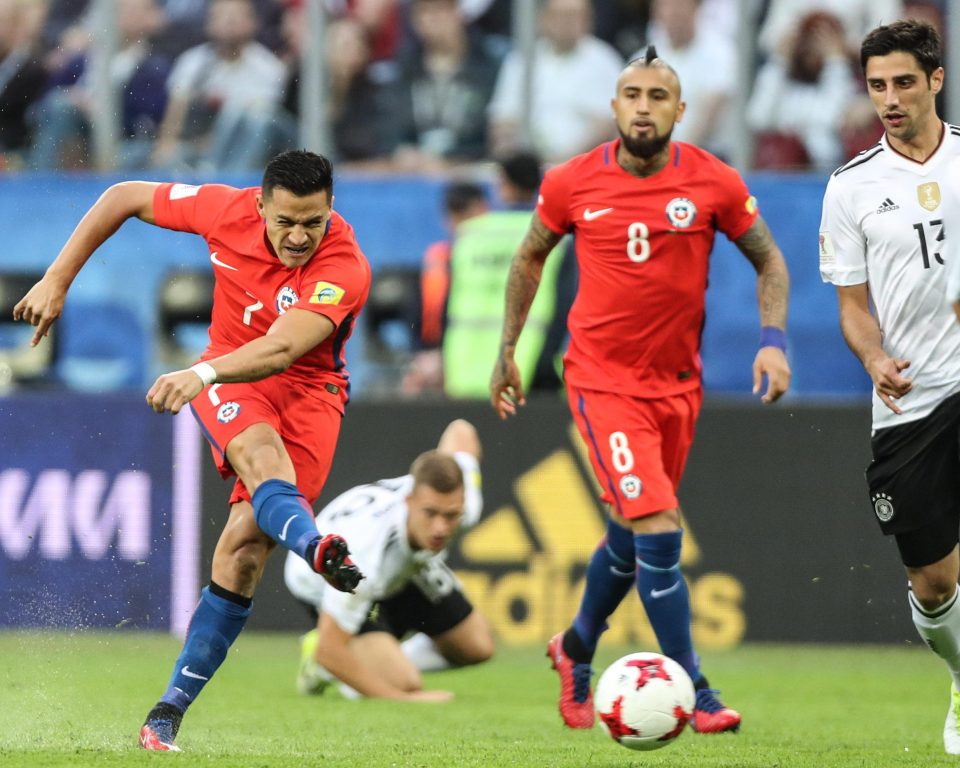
[[157, 270, 215, 370], [0, 272, 58, 392], [57, 302, 147, 391]]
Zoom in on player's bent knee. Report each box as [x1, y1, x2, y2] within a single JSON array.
[[227, 428, 296, 488], [462, 635, 495, 665], [912, 577, 958, 610]]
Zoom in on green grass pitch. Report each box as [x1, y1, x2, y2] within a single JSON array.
[[0, 631, 956, 767]]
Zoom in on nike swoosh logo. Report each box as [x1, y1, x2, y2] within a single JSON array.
[[583, 207, 614, 221], [210, 251, 238, 271], [181, 666, 209, 681], [650, 582, 681, 599], [278, 514, 297, 542]]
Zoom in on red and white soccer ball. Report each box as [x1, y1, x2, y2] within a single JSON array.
[[594, 652, 695, 751]]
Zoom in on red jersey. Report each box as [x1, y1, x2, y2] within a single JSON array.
[[538, 140, 757, 398], [153, 183, 371, 409]]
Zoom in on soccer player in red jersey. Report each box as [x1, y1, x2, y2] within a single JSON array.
[[13, 151, 371, 751], [490, 50, 791, 734]]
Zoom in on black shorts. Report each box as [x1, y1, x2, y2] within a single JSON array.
[[358, 579, 473, 639], [866, 391, 960, 567], [297, 560, 474, 639]]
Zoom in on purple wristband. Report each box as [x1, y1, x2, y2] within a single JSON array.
[[760, 326, 787, 352]]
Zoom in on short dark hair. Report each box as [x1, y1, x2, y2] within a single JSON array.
[[262, 150, 334, 198], [410, 450, 463, 494], [443, 181, 487, 216], [498, 150, 542, 195], [860, 20, 941, 79]]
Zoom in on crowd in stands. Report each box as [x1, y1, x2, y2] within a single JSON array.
[[0, 0, 952, 401], [0, 0, 948, 175]]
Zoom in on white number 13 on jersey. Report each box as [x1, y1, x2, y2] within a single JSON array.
[[627, 222, 651, 263]]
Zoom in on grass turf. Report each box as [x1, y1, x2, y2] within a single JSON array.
[[0, 631, 955, 767]]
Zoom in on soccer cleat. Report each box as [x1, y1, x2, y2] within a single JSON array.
[[297, 629, 333, 695], [546, 632, 595, 729], [313, 533, 363, 593], [690, 687, 741, 733], [139, 703, 184, 752], [944, 683, 960, 754]]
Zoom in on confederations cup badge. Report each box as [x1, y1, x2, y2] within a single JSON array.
[[665, 197, 697, 229], [871, 492, 895, 522]]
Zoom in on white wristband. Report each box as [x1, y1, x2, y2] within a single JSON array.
[[190, 362, 217, 387]]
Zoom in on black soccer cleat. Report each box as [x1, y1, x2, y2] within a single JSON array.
[[313, 533, 364, 593]]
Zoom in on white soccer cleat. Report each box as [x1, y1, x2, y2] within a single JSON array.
[[944, 683, 960, 755]]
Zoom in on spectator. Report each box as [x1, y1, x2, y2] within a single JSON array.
[[391, 0, 503, 173], [326, 0, 403, 64], [487, 0, 623, 164], [443, 151, 571, 399], [28, 0, 171, 170], [747, 11, 856, 171], [0, 0, 48, 167], [634, 0, 735, 159], [402, 180, 489, 397], [758, 0, 903, 58], [276, 12, 395, 165], [151, 0, 285, 171]]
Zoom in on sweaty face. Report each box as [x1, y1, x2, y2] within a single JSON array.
[[406, 484, 465, 553], [864, 52, 943, 145], [258, 187, 332, 268], [612, 65, 684, 159]]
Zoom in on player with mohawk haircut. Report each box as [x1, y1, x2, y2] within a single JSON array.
[[491, 50, 791, 735]]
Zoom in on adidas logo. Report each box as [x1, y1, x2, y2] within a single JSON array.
[[877, 198, 899, 213]]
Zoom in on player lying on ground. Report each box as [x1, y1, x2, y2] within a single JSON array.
[[285, 419, 494, 700]]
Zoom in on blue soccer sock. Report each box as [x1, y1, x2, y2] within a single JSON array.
[[570, 520, 636, 659], [160, 583, 252, 712], [251, 479, 320, 561], [634, 530, 701, 683]]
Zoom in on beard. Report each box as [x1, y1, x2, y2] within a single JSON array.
[[619, 126, 673, 159]]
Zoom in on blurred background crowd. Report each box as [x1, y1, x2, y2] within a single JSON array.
[[0, 0, 950, 176], [0, 0, 955, 403]]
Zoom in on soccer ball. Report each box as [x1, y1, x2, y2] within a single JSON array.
[[594, 652, 695, 751]]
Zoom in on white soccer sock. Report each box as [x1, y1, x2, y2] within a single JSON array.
[[401, 632, 451, 673], [909, 585, 960, 689]]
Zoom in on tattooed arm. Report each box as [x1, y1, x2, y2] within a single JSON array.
[[733, 216, 792, 403], [490, 213, 563, 419]]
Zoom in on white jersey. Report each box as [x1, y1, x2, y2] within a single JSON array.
[[819, 125, 960, 429], [944, 157, 960, 304], [283, 452, 482, 634]]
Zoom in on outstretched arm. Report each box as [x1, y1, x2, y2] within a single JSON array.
[[490, 213, 563, 419], [733, 215, 791, 403], [13, 181, 160, 346], [436, 419, 481, 461], [836, 283, 912, 414]]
